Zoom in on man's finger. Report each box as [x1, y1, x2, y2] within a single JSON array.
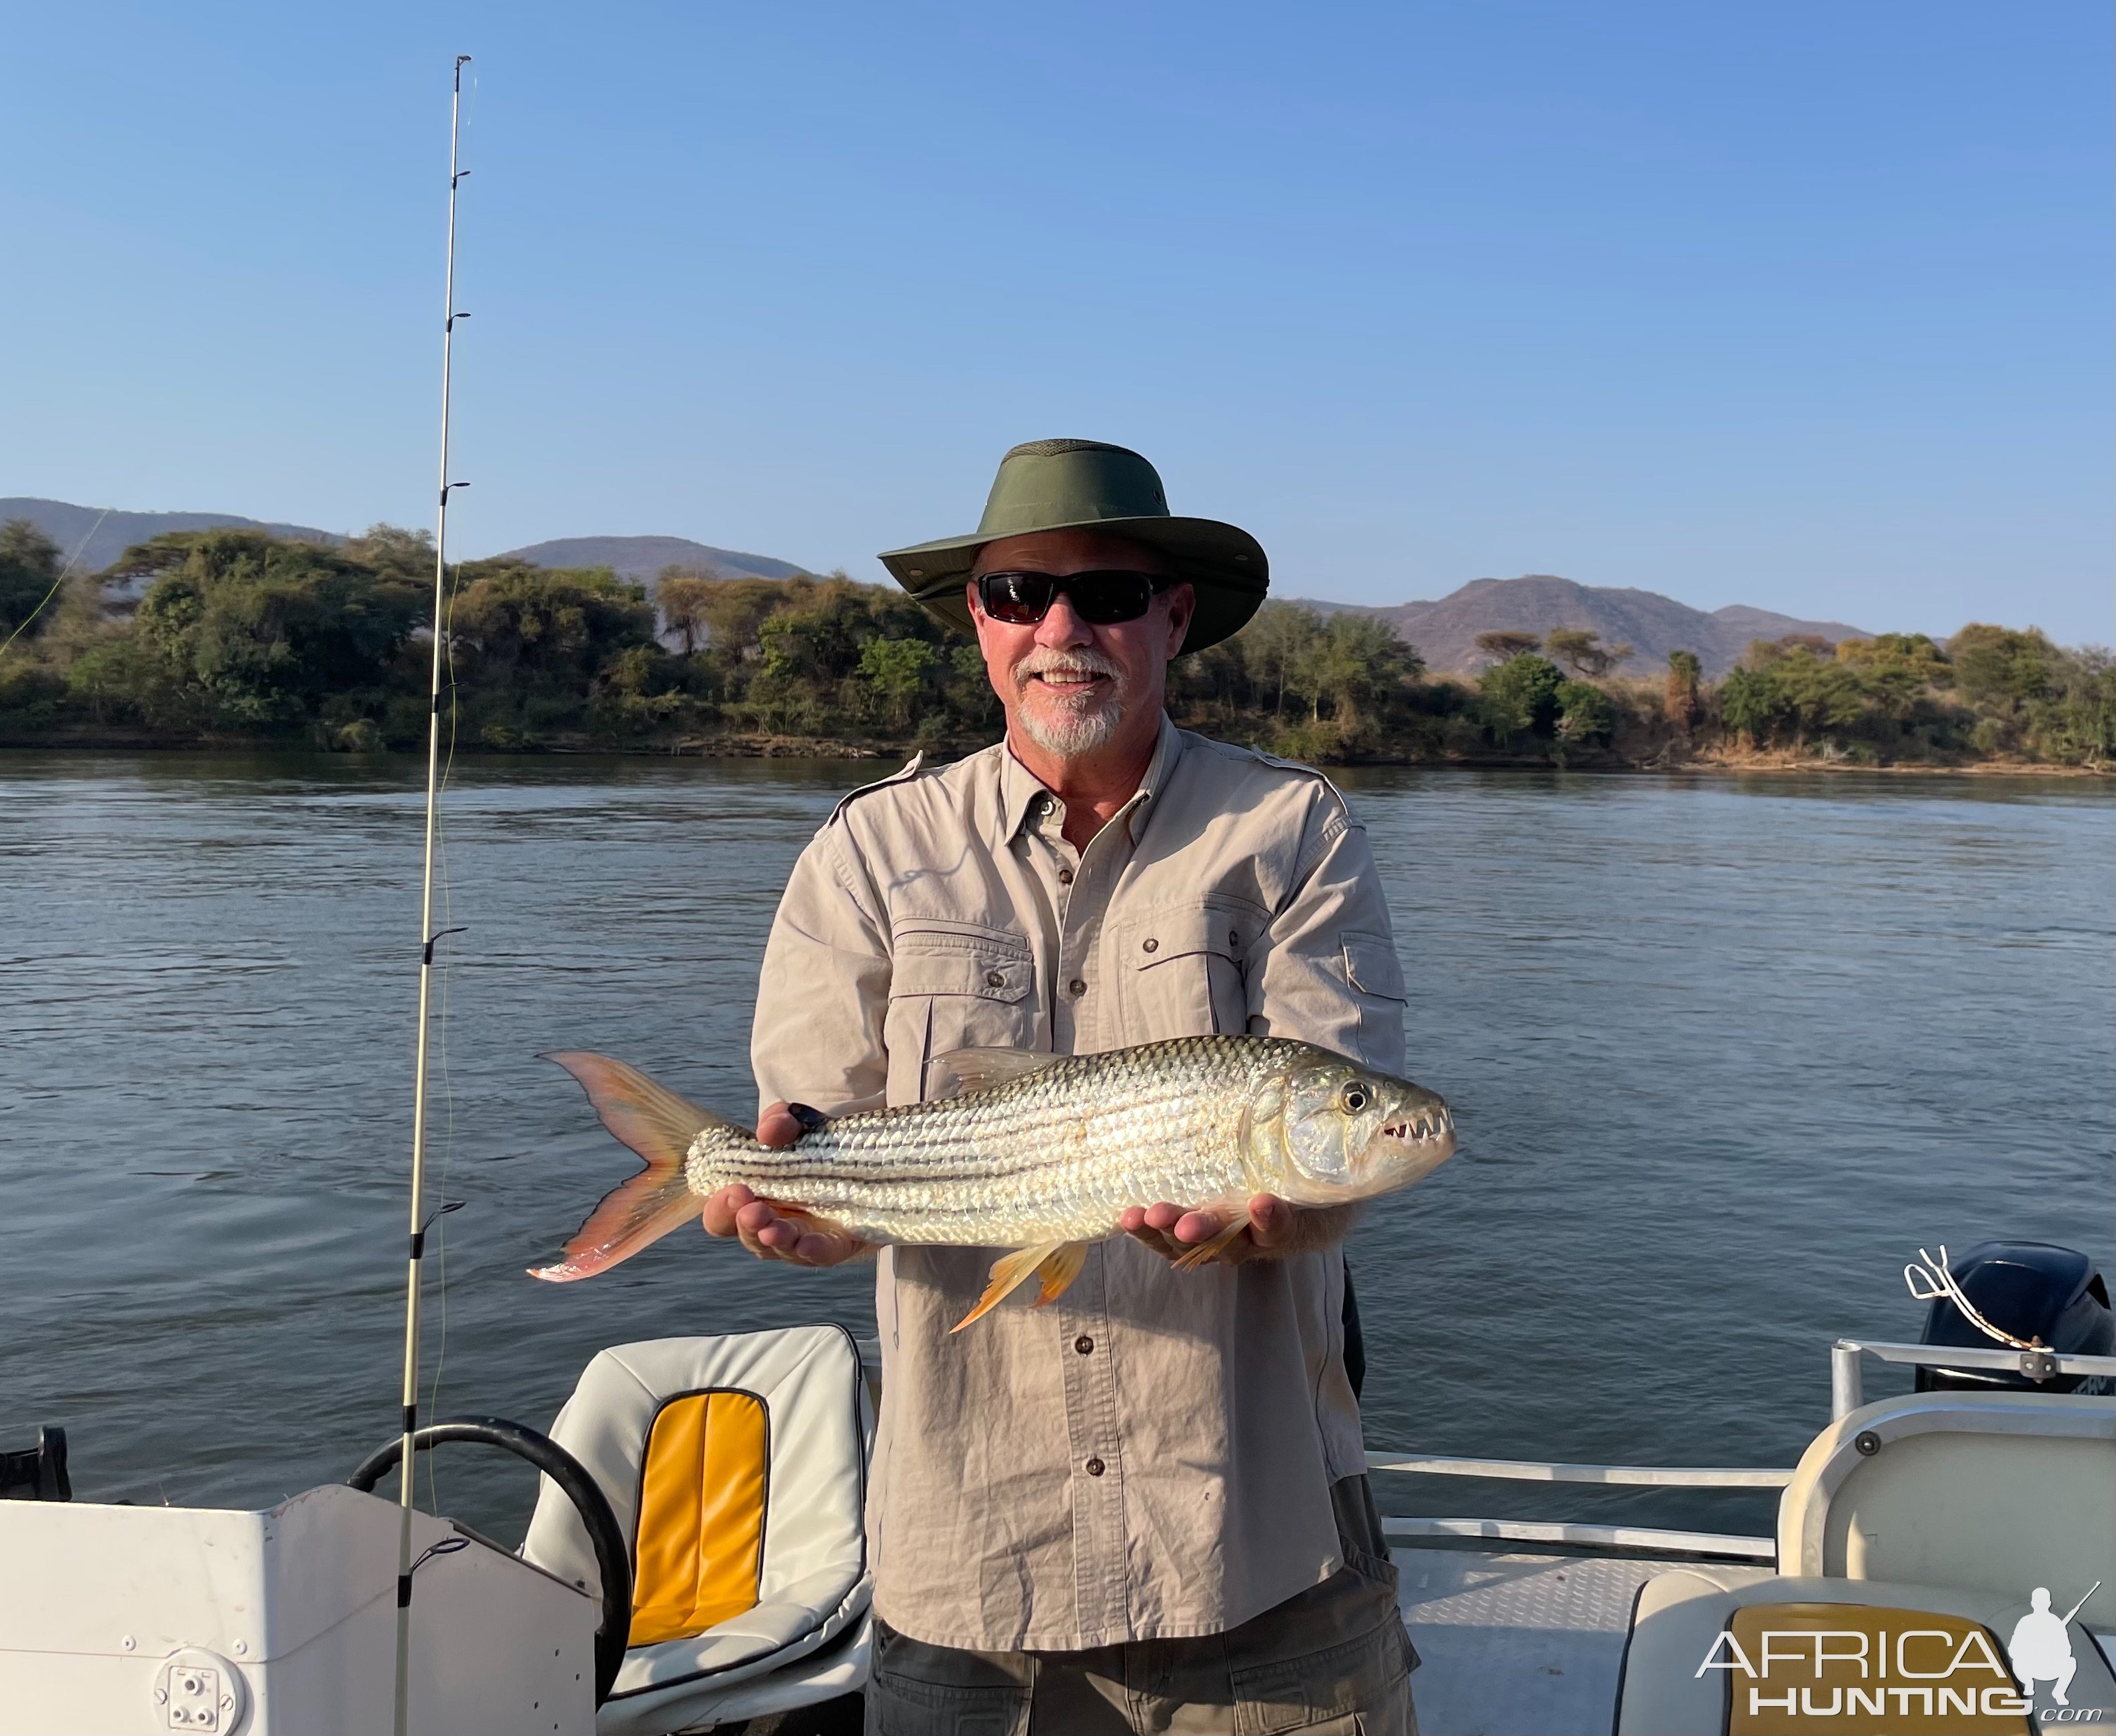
[[702, 1183, 757, 1238], [1247, 1194, 1293, 1248], [756, 1102, 804, 1148], [1125, 1224, 1182, 1259], [1173, 1209, 1222, 1245]]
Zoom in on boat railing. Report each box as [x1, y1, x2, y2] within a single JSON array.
[[1362, 1451, 1788, 1563], [1829, 1337, 2116, 1419]]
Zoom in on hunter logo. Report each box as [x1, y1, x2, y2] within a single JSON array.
[[1693, 1599, 2109, 1734]]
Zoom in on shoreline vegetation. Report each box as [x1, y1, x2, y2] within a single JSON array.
[[2, 520, 2110, 774]]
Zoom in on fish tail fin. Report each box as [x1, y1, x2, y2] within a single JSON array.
[[530, 1052, 732, 1284], [950, 1240, 1090, 1333]]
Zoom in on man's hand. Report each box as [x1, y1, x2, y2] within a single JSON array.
[[1119, 1194, 1304, 1266], [700, 1102, 868, 1267]]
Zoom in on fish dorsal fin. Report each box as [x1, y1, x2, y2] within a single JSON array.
[[932, 1046, 1064, 1096]]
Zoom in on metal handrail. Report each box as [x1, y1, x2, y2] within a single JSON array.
[[1366, 1451, 1792, 1488], [1382, 1515, 1775, 1562], [1829, 1338, 2116, 1420]]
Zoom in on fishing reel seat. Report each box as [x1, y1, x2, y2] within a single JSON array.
[[521, 1325, 873, 1735], [1615, 1392, 2116, 1733]]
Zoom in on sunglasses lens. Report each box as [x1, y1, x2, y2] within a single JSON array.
[[978, 572, 1056, 624], [1068, 574, 1157, 624]]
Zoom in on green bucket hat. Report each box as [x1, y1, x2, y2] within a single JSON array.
[[878, 439, 1269, 655]]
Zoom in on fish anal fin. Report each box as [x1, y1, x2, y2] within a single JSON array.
[[1170, 1212, 1253, 1272], [950, 1240, 1068, 1333], [1032, 1241, 1090, 1307], [932, 1046, 1064, 1096]]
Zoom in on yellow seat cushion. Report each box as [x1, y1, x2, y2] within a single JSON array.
[[630, 1391, 768, 1646]]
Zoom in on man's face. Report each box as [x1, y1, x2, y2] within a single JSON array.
[[967, 530, 1195, 761]]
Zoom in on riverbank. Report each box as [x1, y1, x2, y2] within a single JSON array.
[[5, 723, 2106, 776], [4, 525, 2111, 773]]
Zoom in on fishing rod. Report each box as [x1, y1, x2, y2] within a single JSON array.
[[393, 51, 471, 1736]]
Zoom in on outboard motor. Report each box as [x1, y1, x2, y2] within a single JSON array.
[[0, 1426, 70, 1501], [1916, 1240, 2113, 1393]]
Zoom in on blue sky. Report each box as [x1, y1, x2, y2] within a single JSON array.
[[3, 2, 2109, 642]]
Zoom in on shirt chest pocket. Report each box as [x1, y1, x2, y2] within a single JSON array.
[[1122, 904, 1260, 1040], [884, 926, 1036, 1105]]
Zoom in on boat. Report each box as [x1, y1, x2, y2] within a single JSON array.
[[3, 1238, 2111, 1733]]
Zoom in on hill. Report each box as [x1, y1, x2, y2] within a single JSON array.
[[0, 498, 342, 575], [498, 535, 808, 587], [1293, 574, 1867, 679]]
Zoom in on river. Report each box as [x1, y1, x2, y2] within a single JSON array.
[[2, 751, 2109, 1541]]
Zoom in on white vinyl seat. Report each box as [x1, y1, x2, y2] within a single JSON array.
[[1616, 1394, 2116, 1734], [522, 1326, 874, 1736]]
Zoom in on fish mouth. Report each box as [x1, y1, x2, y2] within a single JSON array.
[[1381, 1102, 1454, 1150]]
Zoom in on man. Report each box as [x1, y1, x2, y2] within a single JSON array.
[[705, 438, 1417, 1733]]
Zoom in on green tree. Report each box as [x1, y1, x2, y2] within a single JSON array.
[[656, 572, 716, 656], [1949, 624, 2057, 708], [0, 519, 63, 639], [1474, 629, 1541, 664], [1544, 628, 1633, 678], [858, 637, 938, 729], [1554, 679, 1615, 744], [1294, 614, 1420, 727], [129, 530, 423, 728], [1478, 654, 1564, 744], [448, 561, 656, 684], [1717, 666, 1778, 745], [1238, 602, 1322, 717]]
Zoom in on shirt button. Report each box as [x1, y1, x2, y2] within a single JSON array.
[[1057, 868, 1074, 885], [985, 970, 1004, 988], [1068, 978, 1086, 996], [1141, 938, 1158, 954], [1084, 1457, 1106, 1477], [1074, 1335, 1094, 1355]]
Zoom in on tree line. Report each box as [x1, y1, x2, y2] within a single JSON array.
[[1, 518, 2109, 769]]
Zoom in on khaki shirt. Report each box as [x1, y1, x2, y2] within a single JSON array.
[[750, 715, 1408, 1651]]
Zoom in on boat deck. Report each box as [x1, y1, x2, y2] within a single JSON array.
[[1392, 1543, 1770, 1736]]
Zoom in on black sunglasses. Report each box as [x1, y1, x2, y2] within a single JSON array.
[[974, 569, 1169, 627]]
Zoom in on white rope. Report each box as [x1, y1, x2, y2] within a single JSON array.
[[1903, 1244, 2041, 1351]]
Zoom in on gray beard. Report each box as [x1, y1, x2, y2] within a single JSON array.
[[1018, 694, 1126, 756]]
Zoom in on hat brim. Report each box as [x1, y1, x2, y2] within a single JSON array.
[[878, 516, 1268, 656]]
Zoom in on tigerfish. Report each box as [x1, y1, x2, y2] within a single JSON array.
[[532, 1034, 1456, 1331]]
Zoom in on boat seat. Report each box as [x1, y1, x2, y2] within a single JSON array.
[[1616, 1393, 2116, 1733], [522, 1326, 873, 1736]]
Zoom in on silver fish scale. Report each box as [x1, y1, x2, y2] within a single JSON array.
[[682, 1035, 1305, 1246]]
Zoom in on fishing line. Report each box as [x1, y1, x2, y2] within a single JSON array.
[[0, 506, 113, 656]]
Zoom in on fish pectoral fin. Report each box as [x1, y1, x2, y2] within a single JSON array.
[[931, 1046, 1063, 1096], [1031, 1241, 1091, 1308], [1170, 1212, 1254, 1272], [950, 1240, 1072, 1333]]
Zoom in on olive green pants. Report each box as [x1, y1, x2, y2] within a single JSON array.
[[865, 1477, 1417, 1735]]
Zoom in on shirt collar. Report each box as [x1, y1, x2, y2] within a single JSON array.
[[997, 712, 1185, 848]]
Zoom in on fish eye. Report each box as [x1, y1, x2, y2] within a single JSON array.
[[1340, 1084, 1368, 1114]]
